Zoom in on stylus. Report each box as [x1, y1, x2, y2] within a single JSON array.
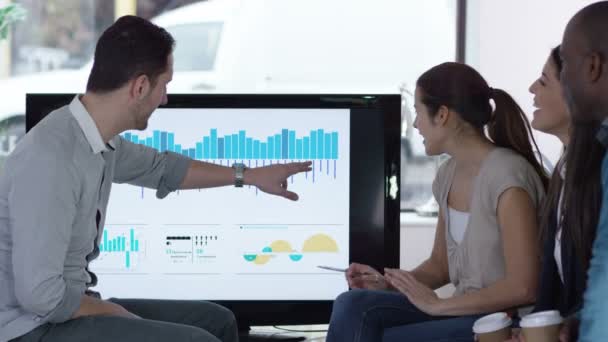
[[317, 265, 348, 272]]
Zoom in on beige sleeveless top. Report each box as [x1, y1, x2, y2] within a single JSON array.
[[432, 148, 546, 296]]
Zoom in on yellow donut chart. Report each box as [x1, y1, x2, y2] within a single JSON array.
[[243, 233, 338, 265]]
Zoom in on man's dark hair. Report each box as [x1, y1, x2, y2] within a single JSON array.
[[86, 15, 175, 93]]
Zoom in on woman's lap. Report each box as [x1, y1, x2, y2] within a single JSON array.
[[327, 289, 479, 342]]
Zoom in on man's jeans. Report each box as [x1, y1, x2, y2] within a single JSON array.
[[11, 299, 239, 342]]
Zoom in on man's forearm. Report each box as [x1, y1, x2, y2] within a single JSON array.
[[178, 160, 310, 201], [180, 160, 234, 189], [180, 160, 262, 189]]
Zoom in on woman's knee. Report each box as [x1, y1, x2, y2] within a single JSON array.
[[332, 289, 379, 317]]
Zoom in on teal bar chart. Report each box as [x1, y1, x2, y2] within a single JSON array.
[[98, 228, 143, 270], [123, 129, 339, 161]]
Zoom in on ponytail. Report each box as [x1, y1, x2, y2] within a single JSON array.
[[488, 88, 549, 189], [417, 62, 549, 189]]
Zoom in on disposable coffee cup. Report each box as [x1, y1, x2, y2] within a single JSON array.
[[520, 310, 563, 342], [473, 312, 512, 342]]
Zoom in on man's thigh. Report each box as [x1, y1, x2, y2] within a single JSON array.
[[110, 298, 237, 340], [13, 315, 220, 342]]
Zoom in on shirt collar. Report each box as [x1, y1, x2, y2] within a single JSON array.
[[69, 95, 116, 154]]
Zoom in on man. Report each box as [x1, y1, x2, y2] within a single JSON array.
[[560, 1, 608, 341], [0, 16, 311, 342]]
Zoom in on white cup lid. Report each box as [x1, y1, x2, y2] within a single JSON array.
[[520, 310, 563, 328], [473, 312, 513, 334]]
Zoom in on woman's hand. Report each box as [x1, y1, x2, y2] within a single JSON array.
[[384, 268, 444, 315], [346, 263, 389, 290]]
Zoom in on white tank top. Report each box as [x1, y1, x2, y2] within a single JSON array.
[[448, 207, 470, 244]]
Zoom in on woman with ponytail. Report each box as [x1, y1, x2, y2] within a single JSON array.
[[326, 62, 548, 342]]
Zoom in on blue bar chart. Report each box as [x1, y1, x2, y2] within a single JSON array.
[[96, 228, 144, 271], [123, 128, 341, 193], [123, 129, 339, 161]]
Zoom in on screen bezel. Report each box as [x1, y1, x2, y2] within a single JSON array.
[[25, 93, 401, 326]]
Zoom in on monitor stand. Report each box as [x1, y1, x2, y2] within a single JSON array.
[[239, 327, 306, 342]]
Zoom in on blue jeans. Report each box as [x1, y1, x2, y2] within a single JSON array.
[[326, 289, 481, 342]]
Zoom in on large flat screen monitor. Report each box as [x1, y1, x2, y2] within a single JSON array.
[[25, 94, 400, 327]]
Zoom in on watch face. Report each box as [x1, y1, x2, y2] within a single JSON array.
[[233, 163, 245, 187]]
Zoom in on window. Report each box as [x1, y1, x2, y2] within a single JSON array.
[[400, 87, 442, 214], [0, 0, 111, 166], [167, 23, 222, 72]]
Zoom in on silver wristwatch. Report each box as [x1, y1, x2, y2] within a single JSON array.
[[232, 163, 247, 187]]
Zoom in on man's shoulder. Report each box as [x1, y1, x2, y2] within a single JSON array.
[[8, 107, 82, 166], [32, 104, 77, 135]]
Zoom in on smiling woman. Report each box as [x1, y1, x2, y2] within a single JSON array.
[[327, 62, 548, 342], [529, 47, 570, 145]]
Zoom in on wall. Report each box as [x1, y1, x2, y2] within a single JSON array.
[[466, 0, 597, 163]]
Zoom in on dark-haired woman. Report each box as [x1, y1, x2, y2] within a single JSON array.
[[326, 62, 548, 342], [508, 47, 605, 342]]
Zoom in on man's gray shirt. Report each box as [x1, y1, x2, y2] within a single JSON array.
[[0, 96, 190, 341]]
